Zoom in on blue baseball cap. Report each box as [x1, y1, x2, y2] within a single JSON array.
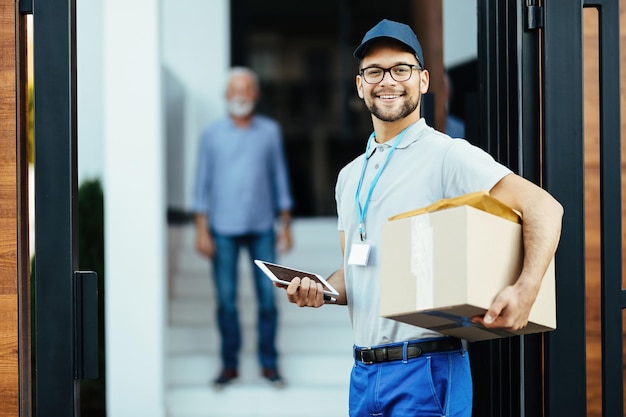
[[353, 19, 424, 68]]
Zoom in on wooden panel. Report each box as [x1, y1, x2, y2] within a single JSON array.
[[583, 4, 626, 417], [583, 8, 603, 417], [0, 0, 22, 415], [0, 296, 18, 414], [411, 0, 446, 132]]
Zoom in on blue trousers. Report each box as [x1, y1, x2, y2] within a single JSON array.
[[211, 229, 278, 370], [349, 340, 472, 417]]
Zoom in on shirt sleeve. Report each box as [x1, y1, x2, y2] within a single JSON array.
[[441, 139, 512, 197], [335, 164, 349, 233], [271, 124, 294, 212]]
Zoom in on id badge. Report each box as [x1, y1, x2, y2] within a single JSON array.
[[348, 242, 371, 266]]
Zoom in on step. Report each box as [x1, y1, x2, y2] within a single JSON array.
[[167, 385, 349, 417], [167, 354, 352, 387], [166, 219, 351, 417], [168, 295, 351, 325], [168, 321, 353, 356]]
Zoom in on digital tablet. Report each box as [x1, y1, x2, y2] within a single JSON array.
[[254, 259, 339, 296]]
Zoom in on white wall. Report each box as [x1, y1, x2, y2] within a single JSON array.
[[103, 0, 166, 415], [161, 0, 230, 211], [77, 0, 105, 185], [443, 0, 478, 68], [77, 0, 230, 415]]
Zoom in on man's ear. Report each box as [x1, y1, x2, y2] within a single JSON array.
[[356, 75, 364, 99], [420, 69, 430, 95]]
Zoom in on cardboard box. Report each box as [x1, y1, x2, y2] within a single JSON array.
[[380, 204, 556, 342]]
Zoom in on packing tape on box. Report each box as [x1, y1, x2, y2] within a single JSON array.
[[411, 214, 434, 310], [422, 310, 516, 338], [388, 190, 521, 224]]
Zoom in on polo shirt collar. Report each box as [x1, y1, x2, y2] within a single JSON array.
[[365, 118, 427, 158]]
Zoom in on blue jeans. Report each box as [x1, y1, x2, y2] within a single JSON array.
[[211, 228, 278, 370], [349, 339, 472, 417]]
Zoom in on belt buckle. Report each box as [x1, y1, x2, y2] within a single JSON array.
[[360, 347, 375, 365]]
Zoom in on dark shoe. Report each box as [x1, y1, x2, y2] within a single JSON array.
[[262, 368, 286, 388], [213, 368, 238, 390]]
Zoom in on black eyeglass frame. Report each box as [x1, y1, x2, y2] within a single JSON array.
[[359, 64, 422, 84]]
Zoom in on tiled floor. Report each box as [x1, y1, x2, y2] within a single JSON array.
[[166, 218, 353, 417]]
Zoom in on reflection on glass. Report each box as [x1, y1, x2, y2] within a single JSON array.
[[583, 7, 602, 417]]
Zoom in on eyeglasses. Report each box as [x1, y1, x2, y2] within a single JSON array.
[[359, 64, 421, 84]]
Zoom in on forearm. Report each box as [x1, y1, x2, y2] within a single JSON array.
[[326, 267, 347, 305], [486, 174, 563, 328], [326, 231, 348, 305], [516, 191, 563, 294], [195, 213, 209, 233], [194, 213, 215, 258], [277, 210, 292, 232], [278, 210, 291, 224], [491, 174, 563, 288], [276, 210, 293, 253]]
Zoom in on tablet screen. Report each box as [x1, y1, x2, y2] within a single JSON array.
[[254, 260, 339, 296]]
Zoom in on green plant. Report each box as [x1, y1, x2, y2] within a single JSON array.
[[77, 178, 106, 417]]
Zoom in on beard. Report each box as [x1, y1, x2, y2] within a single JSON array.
[[365, 91, 421, 122], [227, 98, 255, 117]]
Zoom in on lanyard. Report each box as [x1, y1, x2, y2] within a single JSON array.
[[355, 128, 407, 241]]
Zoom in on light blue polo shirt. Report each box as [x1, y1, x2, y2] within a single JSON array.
[[335, 118, 512, 347]]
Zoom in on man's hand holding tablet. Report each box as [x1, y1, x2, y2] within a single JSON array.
[[254, 260, 338, 303]]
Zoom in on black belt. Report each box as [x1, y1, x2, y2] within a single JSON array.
[[355, 338, 462, 365]]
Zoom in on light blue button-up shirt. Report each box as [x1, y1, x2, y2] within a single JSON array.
[[193, 114, 293, 235]]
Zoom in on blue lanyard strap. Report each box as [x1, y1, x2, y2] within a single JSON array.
[[355, 128, 407, 240]]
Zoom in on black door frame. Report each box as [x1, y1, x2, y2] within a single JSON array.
[[543, 1, 588, 413], [471, 1, 547, 416], [33, 0, 99, 415], [544, 1, 624, 416], [32, 0, 80, 414]]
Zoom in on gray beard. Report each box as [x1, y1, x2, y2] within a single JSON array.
[[227, 99, 255, 117]]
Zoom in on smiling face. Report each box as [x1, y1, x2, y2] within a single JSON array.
[[356, 39, 429, 127]]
